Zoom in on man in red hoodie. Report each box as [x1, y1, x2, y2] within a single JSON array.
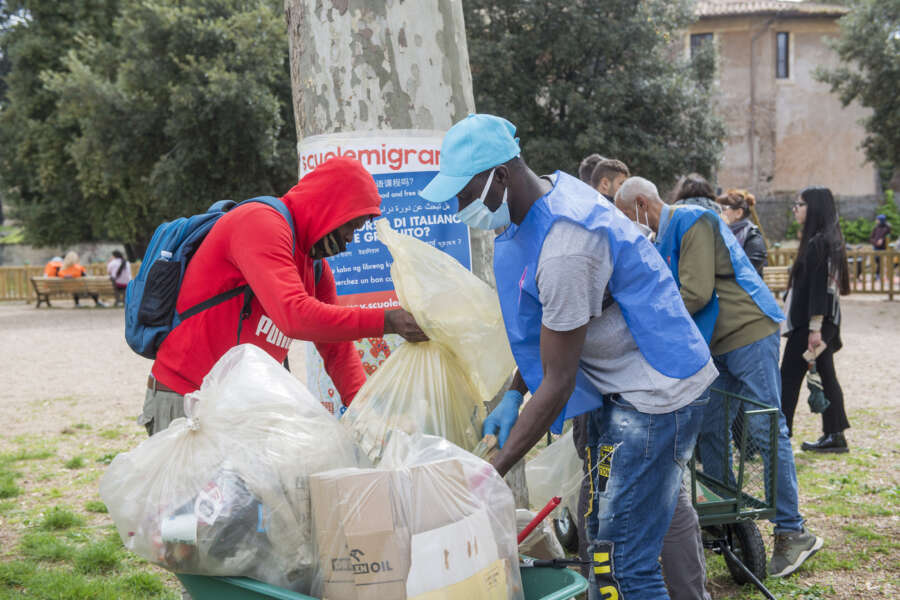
[[140, 157, 427, 435]]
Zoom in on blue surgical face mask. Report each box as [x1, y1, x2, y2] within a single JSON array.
[[457, 169, 510, 230]]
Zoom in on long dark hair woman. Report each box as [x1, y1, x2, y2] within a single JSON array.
[[780, 186, 851, 452]]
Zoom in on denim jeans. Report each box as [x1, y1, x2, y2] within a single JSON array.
[[584, 394, 706, 600], [696, 331, 804, 533]]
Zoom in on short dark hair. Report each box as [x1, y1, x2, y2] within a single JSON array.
[[578, 153, 605, 183], [591, 159, 630, 189], [676, 173, 715, 201]]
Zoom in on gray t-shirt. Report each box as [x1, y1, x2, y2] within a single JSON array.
[[536, 220, 717, 414]]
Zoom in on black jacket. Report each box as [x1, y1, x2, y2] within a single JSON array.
[[789, 234, 841, 329], [742, 225, 768, 276]]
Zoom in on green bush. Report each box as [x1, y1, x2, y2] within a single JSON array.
[[785, 219, 800, 240], [39, 506, 86, 531], [840, 216, 872, 244], [842, 190, 899, 244]]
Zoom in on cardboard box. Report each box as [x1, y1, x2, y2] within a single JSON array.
[[310, 461, 502, 600], [409, 559, 507, 600], [406, 509, 503, 599], [309, 470, 357, 600], [310, 469, 412, 600]]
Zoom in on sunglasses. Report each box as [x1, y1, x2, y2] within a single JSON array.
[[792, 201, 807, 209]]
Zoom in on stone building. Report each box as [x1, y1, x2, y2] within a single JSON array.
[[688, 1, 881, 238]]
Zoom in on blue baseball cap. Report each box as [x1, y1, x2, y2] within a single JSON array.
[[420, 114, 521, 203]]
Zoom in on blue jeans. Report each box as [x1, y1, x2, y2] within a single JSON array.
[[697, 331, 804, 533], [584, 394, 706, 600]]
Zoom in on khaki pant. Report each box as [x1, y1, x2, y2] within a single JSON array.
[[137, 385, 186, 436]]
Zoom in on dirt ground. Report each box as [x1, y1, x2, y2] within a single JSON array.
[[0, 301, 310, 437], [1, 296, 898, 599]]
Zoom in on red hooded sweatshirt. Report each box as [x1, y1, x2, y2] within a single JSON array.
[[151, 158, 386, 402]]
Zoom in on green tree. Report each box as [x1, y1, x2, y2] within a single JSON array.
[[462, 0, 725, 188], [0, 0, 120, 246], [816, 0, 900, 189], [2, 0, 296, 257]]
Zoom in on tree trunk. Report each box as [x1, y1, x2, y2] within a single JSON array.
[[285, 0, 527, 507], [284, 0, 493, 283]]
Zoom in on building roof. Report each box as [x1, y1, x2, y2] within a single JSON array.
[[696, 1, 850, 19]]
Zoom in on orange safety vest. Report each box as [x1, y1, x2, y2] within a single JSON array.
[[44, 261, 62, 277], [57, 264, 86, 278]]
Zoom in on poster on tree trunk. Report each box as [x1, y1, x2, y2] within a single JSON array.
[[298, 130, 471, 414]]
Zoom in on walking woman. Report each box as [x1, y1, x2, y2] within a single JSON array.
[[780, 187, 851, 452]]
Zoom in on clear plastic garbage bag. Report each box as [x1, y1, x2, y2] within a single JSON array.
[[525, 429, 583, 517], [99, 345, 364, 593], [342, 219, 515, 463], [516, 509, 565, 560], [309, 433, 524, 600]]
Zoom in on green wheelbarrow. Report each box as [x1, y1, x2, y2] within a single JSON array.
[[178, 564, 588, 600], [692, 388, 779, 600]]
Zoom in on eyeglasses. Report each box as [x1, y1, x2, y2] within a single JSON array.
[[792, 201, 807, 209]]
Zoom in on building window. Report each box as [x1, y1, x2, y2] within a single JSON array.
[[776, 32, 790, 79], [690, 33, 714, 59]]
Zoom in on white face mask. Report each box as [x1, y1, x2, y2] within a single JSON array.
[[634, 198, 651, 232], [457, 169, 511, 230]]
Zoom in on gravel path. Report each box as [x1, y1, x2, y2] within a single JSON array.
[[0, 301, 307, 437], [2, 296, 895, 439]]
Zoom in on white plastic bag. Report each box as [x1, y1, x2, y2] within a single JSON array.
[[525, 430, 583, 517], [342, 219, 515, 463], [516, 509, 565, 560], [309, 433, 524, 600], [100, 345, 364, 592]]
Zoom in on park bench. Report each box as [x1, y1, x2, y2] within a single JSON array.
[[30, 276, 116, 308], [762, 265, 790, 293]]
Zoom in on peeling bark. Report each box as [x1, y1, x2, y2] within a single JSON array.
[[286, 0, 475, 137]]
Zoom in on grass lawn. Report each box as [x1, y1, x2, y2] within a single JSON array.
[[0, 424, 180, 599], [703, 406, 899, 599]]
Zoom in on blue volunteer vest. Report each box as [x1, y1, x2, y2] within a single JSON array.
[[654, 206, 784, 343], [494, 172, 711, 433]]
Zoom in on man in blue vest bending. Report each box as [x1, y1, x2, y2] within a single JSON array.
[[615, 176, 823, 578], [420, 114, 717, 600]]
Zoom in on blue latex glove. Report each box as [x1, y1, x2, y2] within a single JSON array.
[[482, 390, 524, 448]]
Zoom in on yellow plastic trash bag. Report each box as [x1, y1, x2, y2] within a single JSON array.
[[342, 219, 515, 463]]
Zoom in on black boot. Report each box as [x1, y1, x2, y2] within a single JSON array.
[[801, 432, 849, 453]]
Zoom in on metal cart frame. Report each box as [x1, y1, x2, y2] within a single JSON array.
[[692, 388, 779, 600]]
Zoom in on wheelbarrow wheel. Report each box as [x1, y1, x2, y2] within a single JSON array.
[[723, 521, 767, 585], [553, 507, 579, 553]]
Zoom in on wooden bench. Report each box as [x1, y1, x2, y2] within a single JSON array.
[[30, 276, 116, 308], [762, 266, 790, 293]]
